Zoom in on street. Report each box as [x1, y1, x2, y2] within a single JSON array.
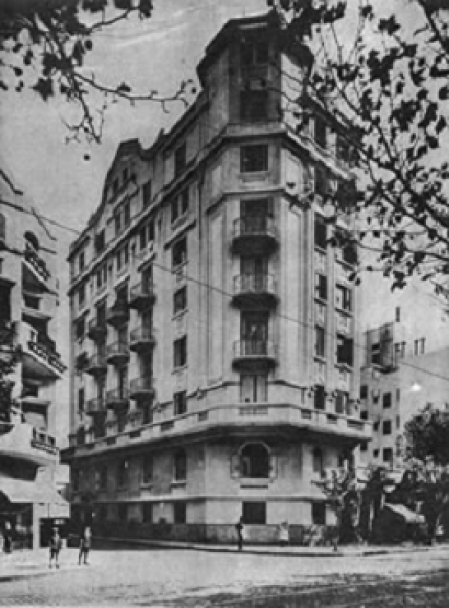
[[1, 544, 449, 606]]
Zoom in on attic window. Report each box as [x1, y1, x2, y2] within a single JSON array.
[[113, 178, 119, 194]]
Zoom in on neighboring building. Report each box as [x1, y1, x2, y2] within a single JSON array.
[[359, 307, 449, 469], [0, 162, 69, 548], [62, 12, 371, 543]]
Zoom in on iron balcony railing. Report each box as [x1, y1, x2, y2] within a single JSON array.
[[86, 396, 106, 415], [233, 216, 277, 240], [129, 376, 154, 395], [24, 243, 50, 282], [129, 282, 155, 307], [106, 341, 130, 360], [106, 387, 129, 406], [233, 274, 276, 297], [233, 339, 277, 358]]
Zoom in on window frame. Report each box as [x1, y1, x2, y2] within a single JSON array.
[[314, 325, 325, 358], [240, 144, 269, 173], [314, 273, 327, 301], [174, 390, 187, 416], [172, 237, 187, 268], [173, 336, 187, 369], [174, 448, 187, 481], [173, 286, 187, 315]]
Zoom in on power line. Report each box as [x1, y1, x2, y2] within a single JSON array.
[[0, 200, 81, 235]]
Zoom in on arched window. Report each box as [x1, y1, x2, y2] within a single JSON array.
[[0, 213, 5, 242], [174, 449, 187, 481], [24, 231, 39, 251], [313, 447, 323, 474], [240, 443, 269, 478]]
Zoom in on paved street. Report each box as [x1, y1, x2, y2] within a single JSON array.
[[1, 543, 449, 606]]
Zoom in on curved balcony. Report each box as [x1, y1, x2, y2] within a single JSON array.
[[23, 243, 51, 291], [106, 300, 129, 328], [129, 327, 156, 353], [232, 339, 277, 370], [129, 377, 155, 401], [85, 396, 106, 416], [106, 388, 129, 411], [129, 282, 156, 311], [84, 353, 107, 377], [22, 336, 65, 380], [232, 274, 277, 308], [0, 420, 58, 467], [106, 341, 130, 366], [232, 216, 278, 256], [87, 317, 107, 341]]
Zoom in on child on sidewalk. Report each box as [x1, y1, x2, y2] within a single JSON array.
[[49, 527, 62, 569]]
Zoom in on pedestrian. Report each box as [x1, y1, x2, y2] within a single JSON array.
[[235, 516, 245, 551], [49, 527, 62, 569], [3, 521, 12, 554], [79, 526, 92, 565], [278, 521, 289, 547]]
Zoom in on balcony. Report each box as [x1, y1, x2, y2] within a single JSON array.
[[129, 282, 156, 311], [84, 353, 107, 377], [23, 243, 51, 290], [232, 216, 278, 256], [106, 388, 129, 411], [106, 341, 130, 366], [232, 274, 277, 308], [86, 396, 106, 416], [106, 300, 129, 328], [129, 377, 155, 401], [232, 339, 277, 370], [129, 327, 156, 353], [22, 333, 65, 380], [0, 419, 58, 467], [87, 317, 107, 341]]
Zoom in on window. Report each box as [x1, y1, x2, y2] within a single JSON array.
[[174, 336, 187, 368], [241, 40, 268, 66], [172, 237, 187, 268], [114, 212, 121, 236], [0, 213, 5, 241], [315, 117, 327, 149], [171, 198, 179, 224], [312, 447, 323, 473], [78, 388, 85, 412], [314, 273, 327, 300], [373, 421, 380, 431], [174, 391, 187, 416], [314, 385, 325, 410], [174, 142, 186, 177], [383, 392, 392, 409], [240, 443, 269, 478], [336, 135, 350, 163], [96, 265, 107, 290], [420, 337, 426, 354], [373, 449, 379, 458], [360, 411, 369, 421], [342, 241, 358, 265], [116, 243, 129, 272], [360, 441, 368, 451], [72, 469, 80, 493], [335, 391, 348, 415], [395, 342, 405, 359], [395, 306, 401, 322], [240, 374, 267, 403], [142, 455, 153, 484], [312, 502, 326, 525], [315, 164, 328, 198], [174, 449, 187, 481], [242, 501, 266, 524], [382, 420, 392, 435], [143, 180, 152, 207], [95, 230, 105, 254], [314, 326, 325, 358], [99, 466, 107, 490], [240, 90, 268, 122], [78, 284, 85, 309], [240, 144, 268, 173], [314, 215, 327, 249], [118, 503, 127, 522], [383, 447, 393, 463], [173, 287, 187, 315], [336, 335, 353, 367], [335, 285, 352, 312], [396, 415, 401, 429], [117, 460, 129, 488], [124, 201, 131, 226], [181, 188, 189, 215], [360, 385, 368, 400], [142, 502, 153, 524], [76, 317, 85, 340], [171, 189, 189, 223], [174, 502, 187, 524], [414, 339, 419, 355], [396, 388, 401, 403], [79, 251, 85, 272]]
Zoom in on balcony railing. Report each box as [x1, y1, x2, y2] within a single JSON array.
[[129, 376, 155, 400], [129, 327, 155, 352], [129, 282, 156, 310], [233, 339, 277, 368], [232, 216, 278, 255], [106, 300, 129, 327], [27, 339, 65, 375], [86, 396, 106, 415], [24, 244, 50, 282], [0, 420, 58, 466], [106, 341, 130, 365], [87, 317, 107, 341], [106, 388, 129, 409], [85, 353, 107, 376], [232, 274, 277, 307]]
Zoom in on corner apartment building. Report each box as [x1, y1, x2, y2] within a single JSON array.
[[359, 292, 449, 469], [63, 12, 371, 543], [0, 162, 69, 548]]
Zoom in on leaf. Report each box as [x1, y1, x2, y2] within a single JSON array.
[[117, 82, 132, 94], [32, 78, 54, 101], [439, 86, 449, 100], [436, 115, 447, 134]]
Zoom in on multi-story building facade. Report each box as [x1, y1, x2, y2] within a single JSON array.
[[63, 13, 371, 543], [359, 304, 449, 469], [0, 161, 69, 548]]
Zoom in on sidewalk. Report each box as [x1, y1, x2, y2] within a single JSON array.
[[94, 536, 449, 558], [0, 548, 81, 582]]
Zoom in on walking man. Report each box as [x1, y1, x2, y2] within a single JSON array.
[[235, 516, 245, 551], [79, 526, 92, 565]]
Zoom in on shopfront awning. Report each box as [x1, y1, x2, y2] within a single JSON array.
[[0, 477, 68, 507], [385, 503, 425, 524]]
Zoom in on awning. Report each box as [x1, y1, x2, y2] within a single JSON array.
[[0, 477, 68, 507], [385, 503, 425, 524]]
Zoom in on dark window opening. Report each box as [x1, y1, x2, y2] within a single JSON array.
[[117, 460, 129, 488], [241, 40, 268, 66], [315, 117, 327, 149], [173, 287, 187, 315], [313, 447, 323, 473], [142, 502, 153, 523], [240, 374, 267, 403], [174, 449, 187, 481], [240, 145, 268, 173], [314, 274, 327, 300], [240, 91, 268, 123], [78, 388, 85, 412], [383, 392, 392, 409], [242, 501, 266, 524], [174, 336, 187, 368], [142, 455, 153, 484], [314, 385, 326, 411], [174, 391, 187, 416], [360, 385, 368, 400], [174, 501, 187, 524], [314, 215, 327, 249], [335, 285, 352, 312], [314, 326, 325, 358], [383, 447, 393, 463], [172, 237, 187, 268], [383, 420, 392, 435], [336, 335, 353, 367], [240, 443, 269, 478], [143, 180, 152, 207], [312, 502, 326, 525], [175, 143, 187, 177]]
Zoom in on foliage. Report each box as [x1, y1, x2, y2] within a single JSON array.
[[405, 405, 449, 464], [0, 336, 19, 422], [0, 0, 194, 147], [268, 0, 449, 293]]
